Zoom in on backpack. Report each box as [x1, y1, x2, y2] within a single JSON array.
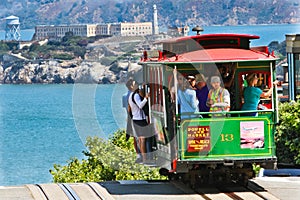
[[132, 91, 150, 116]]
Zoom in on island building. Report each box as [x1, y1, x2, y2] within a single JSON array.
[[167, 25, 190, 36], [34, 5, 163, 41], [34, 22, 153, 41], [33, 4, 186, 41]]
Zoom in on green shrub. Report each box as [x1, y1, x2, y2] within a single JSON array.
[[276, 99, 300, 164], [0, 42, 9, 52], [53, 53, 74, 60], [50, 129, 166, 182]]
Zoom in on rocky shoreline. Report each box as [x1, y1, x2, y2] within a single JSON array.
[[0, 58, 140, 84], [0, 36, 148, 84]]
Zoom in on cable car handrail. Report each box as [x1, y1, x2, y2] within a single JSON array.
[[151, 110, 165, 115], [176, 109, 274, 116]]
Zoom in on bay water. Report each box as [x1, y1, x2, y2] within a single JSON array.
[[0, 84, 127, 186], [0, 24, 299, 186], [201, 24, 300, 46]]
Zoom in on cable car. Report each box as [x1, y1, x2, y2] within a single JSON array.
[[138, 31, 279, 184]]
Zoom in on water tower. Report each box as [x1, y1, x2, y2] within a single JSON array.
[[5, 15, 21, 41]]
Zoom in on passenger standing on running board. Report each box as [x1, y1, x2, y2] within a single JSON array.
[[128, 81, 150, 163], [122, 78, 141, 161]]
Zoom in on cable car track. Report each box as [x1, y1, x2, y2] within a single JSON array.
[[28, 183, 106, 200], [171, 180, 280, 200], [1, 179, 284, 199], [58, 183, 81, 200]]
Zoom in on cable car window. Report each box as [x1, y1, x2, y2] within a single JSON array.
[[149, 67, 164, 112], [239, 72, 272, 110], [197, 38, 239, 48]]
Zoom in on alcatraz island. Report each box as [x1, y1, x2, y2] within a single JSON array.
[[0, 4, 287, 85], [0, 5, 169, 84]]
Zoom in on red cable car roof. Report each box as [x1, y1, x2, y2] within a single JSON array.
[[140, 33, 278, 64], [146, 48, 278, 64], [155, 33, 260, 44]]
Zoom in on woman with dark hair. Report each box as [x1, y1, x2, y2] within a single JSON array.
[[241, 73, 278, 116], [128, 81, 150, 163]]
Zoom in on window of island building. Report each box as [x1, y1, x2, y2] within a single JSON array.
[[35, 22, 152, 40]]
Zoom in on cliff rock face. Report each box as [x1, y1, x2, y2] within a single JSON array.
[[0, 58, 130, 84], [0, 36, 146, 84]]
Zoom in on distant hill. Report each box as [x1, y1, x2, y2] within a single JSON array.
[[0, 0, 299, 30]]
